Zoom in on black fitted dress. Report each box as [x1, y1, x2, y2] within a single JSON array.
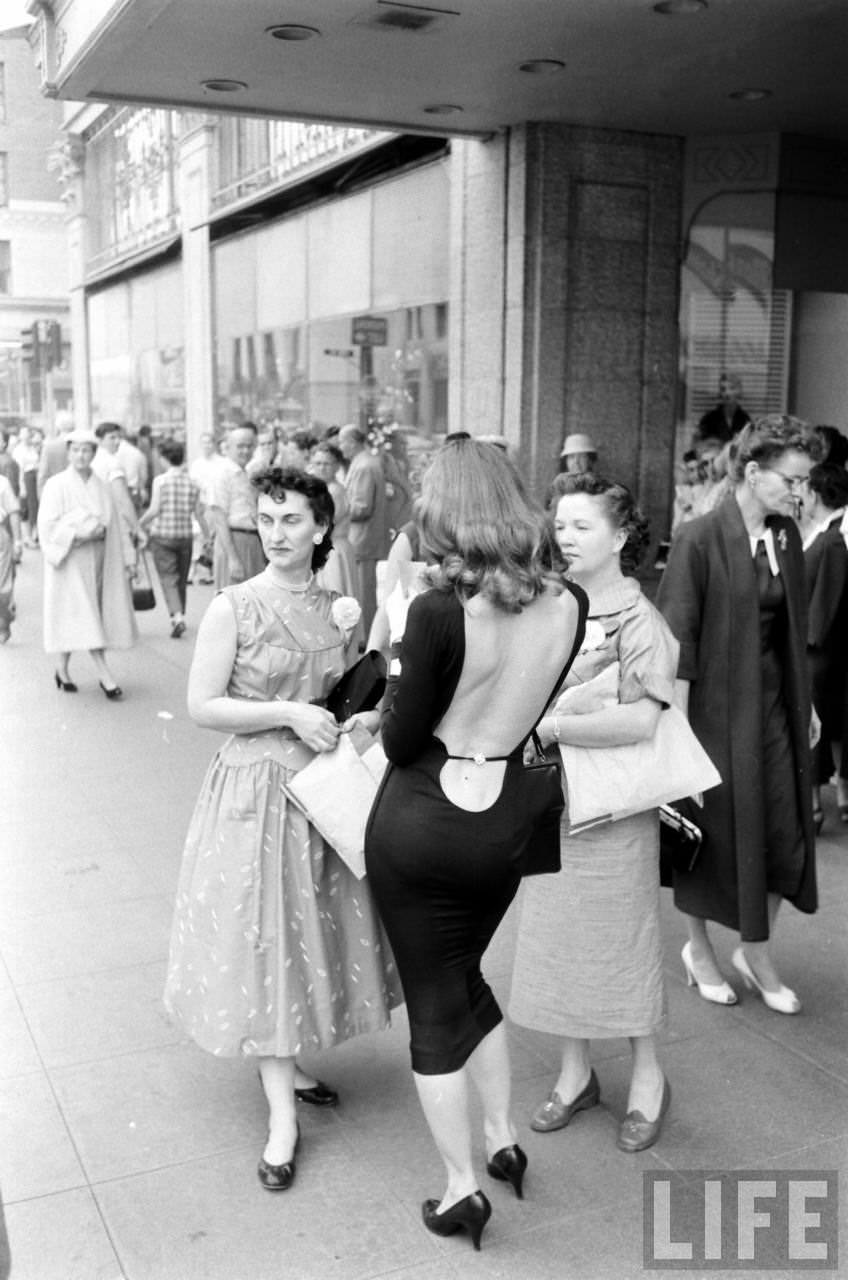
[[364, 585, 586, 1075]]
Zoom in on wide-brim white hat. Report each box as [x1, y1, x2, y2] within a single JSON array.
[[560, 432, 597, 457]]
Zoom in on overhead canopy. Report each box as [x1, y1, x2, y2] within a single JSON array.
[[27, 0, 848, 142]]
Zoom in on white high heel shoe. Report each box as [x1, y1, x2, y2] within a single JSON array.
[[731, 947, 801, 1015], [681, 942, 738, 1006]]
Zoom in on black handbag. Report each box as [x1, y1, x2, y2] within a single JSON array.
[[131, 551, 156, 611], [325, 650, 387, 722], [521, 731, 564, 877], [659, 801, 702, 887]]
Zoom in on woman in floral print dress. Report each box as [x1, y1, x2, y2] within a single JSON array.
[[164, 467, 400, 1191]]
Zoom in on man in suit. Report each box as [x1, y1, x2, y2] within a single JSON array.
[[696, 374, 751, 444], [339, 423, 389, 636]]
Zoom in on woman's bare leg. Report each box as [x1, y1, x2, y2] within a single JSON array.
[[258, 1055, 298, 1163], [627, 1034, 665, 1118], [740, 893, 786, 991], [683, 913, 726, 986], [413, 1066, 477, 1210], [465, 1021, 517, 1158]]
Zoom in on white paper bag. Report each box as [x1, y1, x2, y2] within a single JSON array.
[[284, 729, 388, 878], [559, 704, 721, 831]]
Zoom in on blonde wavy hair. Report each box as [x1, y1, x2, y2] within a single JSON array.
[[416, 437, 558, 612]]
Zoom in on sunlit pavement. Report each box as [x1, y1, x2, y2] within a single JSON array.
[[1, 548, 847, 1280]]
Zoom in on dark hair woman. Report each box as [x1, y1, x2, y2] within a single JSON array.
[[510, 472, 679, 1154], [365, 438, 586, 1251], [657, 415, 821, 1015], [803, 462, 848, 829], [164, 467, 401, 1192]]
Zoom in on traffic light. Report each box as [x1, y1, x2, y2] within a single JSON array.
[[20, 324, 42, 374], [45, 320, 62, 370]]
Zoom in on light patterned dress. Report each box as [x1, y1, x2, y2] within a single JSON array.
[[509, 578, 678, 1040], [164, 573, 401, 1057]]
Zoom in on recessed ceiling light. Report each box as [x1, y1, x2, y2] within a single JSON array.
[[423, 103, 463, 115], [201, 78, 248, 93], [266, 24, 321, 41], [729, 87, 772, 101], [518, 59, 566, 75], [653, 0, 707, 14]]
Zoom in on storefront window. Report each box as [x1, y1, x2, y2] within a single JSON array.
[[88, 261, 185, 431], [678, 191, 790, 450], [215, 304, 447, 473]]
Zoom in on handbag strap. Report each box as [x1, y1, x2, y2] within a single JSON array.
[[525, 581, 589, 748]]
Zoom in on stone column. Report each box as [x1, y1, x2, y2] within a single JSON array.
[[451, 123, 684, 550], [176, 117, 216, 460]]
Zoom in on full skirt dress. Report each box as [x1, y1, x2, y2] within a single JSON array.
[[164, 575, 401, 1057]]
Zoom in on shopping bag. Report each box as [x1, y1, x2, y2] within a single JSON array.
[[284, 725, 388, 878], [559, 703, 720, 830], [131, 551, 156, 611]]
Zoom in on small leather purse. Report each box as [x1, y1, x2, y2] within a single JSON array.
[[325, 650, 387, 721], [521, 731, 564, 877], [658, 801, 702, 887]]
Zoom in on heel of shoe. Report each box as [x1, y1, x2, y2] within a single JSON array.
[[486, 1145, 527, 1199], [422, 1190, 492, 1251]]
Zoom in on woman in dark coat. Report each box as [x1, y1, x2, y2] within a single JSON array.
[[802, 462, 848, 829], [657, 416, 819, 1015]]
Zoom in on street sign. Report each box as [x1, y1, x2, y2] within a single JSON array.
[[351, 315, 387, 347], [323, 347, 355, 358]]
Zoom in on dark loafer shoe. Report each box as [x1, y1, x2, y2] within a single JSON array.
[[530, 1069, 600, 1132], [257, 1128, 300, 1191], [617, 1077, 671, 1153], [294, 1081, 338, 1107]]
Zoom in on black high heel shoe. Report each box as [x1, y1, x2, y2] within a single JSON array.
[[486, 1144, 527, 1199], [99, 681, 123, 700], [257, 1125, 300, 1192], [421, 1190, 492, 1251], [54, 671, 78, 692]]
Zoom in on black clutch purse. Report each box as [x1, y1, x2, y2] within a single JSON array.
[[659, 801, 702, 887], [521, 732, 564, 877], [325, 650, 387, 722]]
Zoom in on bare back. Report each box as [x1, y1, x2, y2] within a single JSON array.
[[435, 588, 581, 811]]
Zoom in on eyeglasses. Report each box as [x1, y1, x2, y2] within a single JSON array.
[[766, 470, 808, 492]]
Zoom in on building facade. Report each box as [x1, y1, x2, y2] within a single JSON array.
[[0, 24, 69, 429], [26, 0, 848, 546]]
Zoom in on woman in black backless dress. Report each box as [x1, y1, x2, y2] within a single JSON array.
[[365, 439, 585, 1251]]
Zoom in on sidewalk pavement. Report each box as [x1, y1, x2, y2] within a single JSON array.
[[1, 548, 847, 1280]]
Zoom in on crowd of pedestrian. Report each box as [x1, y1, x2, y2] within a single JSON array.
[[3, 399, 844, 1258]]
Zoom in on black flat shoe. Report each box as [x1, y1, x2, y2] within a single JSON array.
[[54, 671, 78, 692], [421, 1190, 491, 1252], [486, 1144, 527, 1199], [294, 1081, 338, 1107], [257, 1128, 300, 1192], [99, 682, 123, 700]]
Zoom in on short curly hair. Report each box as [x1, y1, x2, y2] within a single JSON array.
[[416, 437, 560, 612], [250, 466, 335, 571], [730, 414, 820, 482], [550, 472, 650, 575]]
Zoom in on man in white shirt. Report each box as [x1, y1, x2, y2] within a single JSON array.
[[116, 430, 149, 511], [92, 422, 142, 547], [208, 423, 266, 587]]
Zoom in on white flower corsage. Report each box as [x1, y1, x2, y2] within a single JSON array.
[[777, 529, 788, 552], [579, 619, 607, 653], [331, 595, 362, 636]]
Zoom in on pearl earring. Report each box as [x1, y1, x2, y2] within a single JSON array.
[[313, 534, 323, 544]]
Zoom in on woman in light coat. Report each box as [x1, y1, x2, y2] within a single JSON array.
[[38, 428, 137, 698]]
